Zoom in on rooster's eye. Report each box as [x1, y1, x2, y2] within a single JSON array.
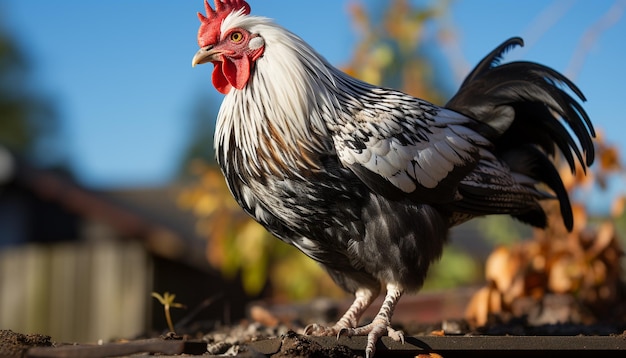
[[230, 31, 244, 43]]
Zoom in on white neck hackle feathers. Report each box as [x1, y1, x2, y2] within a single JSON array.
[[215, 13, 367, 177]]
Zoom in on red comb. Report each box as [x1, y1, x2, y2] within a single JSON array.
[[197, 0, 251, 47]]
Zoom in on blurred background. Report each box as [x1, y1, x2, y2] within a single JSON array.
[[1, 0, 625, 343]]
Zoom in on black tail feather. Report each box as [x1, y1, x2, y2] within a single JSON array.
[[502, 145, 574, 231], [447, 38, 595, 172], [459, 37, 524, 89], [509, 101, 584, 174], [446, 37, 595, 231]]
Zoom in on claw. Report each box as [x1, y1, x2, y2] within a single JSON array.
[[337, 327, 350, 339], [303, 323, 316, 335], [303, 287, 378, 339], [388, 326, 405, 343], [303, 323, 343, 338], [304, 285, 403, 357]]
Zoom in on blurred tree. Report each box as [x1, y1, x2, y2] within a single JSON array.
[[177, 92, 219, 172], [342, 0, 449, 103], [0, 14, 60, 165]]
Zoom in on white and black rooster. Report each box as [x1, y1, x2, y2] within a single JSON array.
[[191, 1, 595, 356]]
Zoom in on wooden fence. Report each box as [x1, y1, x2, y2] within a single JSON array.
[[0, 238, 151, 343]]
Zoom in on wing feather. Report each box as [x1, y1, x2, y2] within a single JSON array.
[[334, 95, 491, 204]]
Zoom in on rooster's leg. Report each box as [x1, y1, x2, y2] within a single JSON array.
[[303, 287, 376, 337], [339, 283, 405, 358]]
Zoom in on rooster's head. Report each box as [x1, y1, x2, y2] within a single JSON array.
[[192, 0, 264, 94]]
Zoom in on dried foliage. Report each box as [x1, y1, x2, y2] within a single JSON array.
[[465, 133, 626, 327]]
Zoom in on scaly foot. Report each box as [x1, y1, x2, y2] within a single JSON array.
[[341, 283, 405, 358], [303, 287, 377, 338], [304, 284, 404, 357], [339, 317, 405, 358]]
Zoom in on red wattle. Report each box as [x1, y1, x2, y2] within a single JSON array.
[[212, 62, 232, 95], [222, 56, 251, 91], [210, 56, 251, 95]]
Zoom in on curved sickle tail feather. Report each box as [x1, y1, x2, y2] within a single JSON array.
[[446, 37, 596, 231]]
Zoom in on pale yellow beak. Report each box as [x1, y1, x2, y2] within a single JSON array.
[[192, 45, 220, 67]]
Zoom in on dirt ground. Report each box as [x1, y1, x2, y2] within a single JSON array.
[[4, 293, 626, 358], [0, 330, 52, 358], [5, 321, 626, 358]]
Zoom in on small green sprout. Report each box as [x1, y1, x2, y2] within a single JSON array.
[[151, 291, 186, 333]]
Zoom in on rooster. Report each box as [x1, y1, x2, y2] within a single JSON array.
[[191, 1, 595, 356]]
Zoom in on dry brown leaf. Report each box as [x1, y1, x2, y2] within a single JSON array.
[[485, 246, 517, 292], [610, 195, 625, 218], [599, 146, 621, 171], [548, 257, 576, 293], [429, 329, 445, 336], [464, 285, 502, 327], [249, 304, 280, 327], [417, 353, 443, 358], [586, 222, 615, 260]]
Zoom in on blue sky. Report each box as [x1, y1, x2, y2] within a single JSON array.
[[2, 1, 625, 194]]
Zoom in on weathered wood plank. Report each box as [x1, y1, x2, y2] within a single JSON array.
[[248, 334, 626, 357]]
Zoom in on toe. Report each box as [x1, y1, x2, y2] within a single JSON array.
[[387, 327, 405, 343], [303, 323, 341, 337], [303, 323, 331, 336]]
